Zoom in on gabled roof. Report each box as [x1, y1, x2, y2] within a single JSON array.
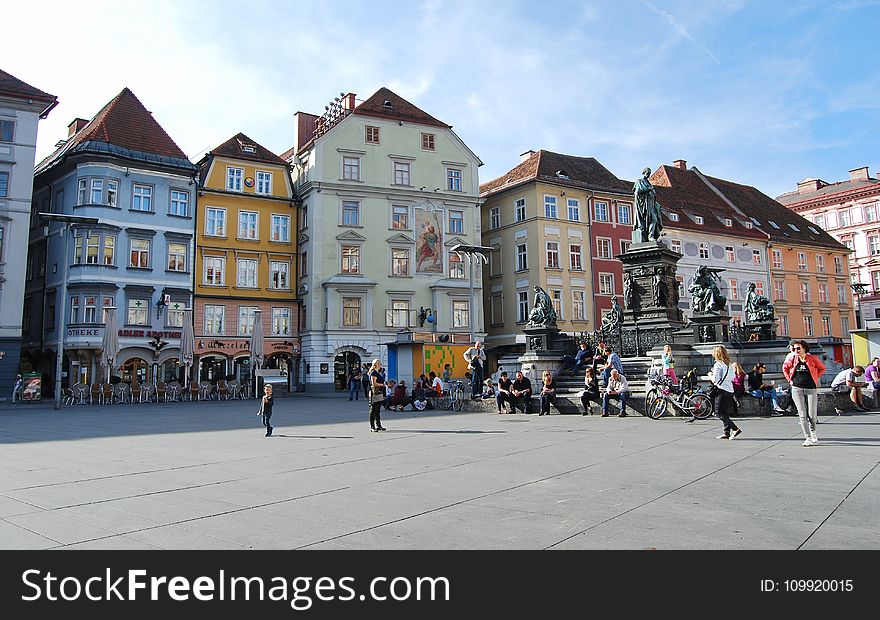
[[0, 68, 56, 103], [480, 150, 631, 197], [701, 172, 848, 251], [36, 87, 193, 175], [650, 165, 766, 241], [203, 132, 287, 166], [353, 87, 449, 129], [776, 176, 880, 206]]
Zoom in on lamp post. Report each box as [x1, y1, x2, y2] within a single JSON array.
[[39, 213, 99, 410], [851, 282, 868, 330], [449, 244, 493, 343]]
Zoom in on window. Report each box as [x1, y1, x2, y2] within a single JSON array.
[[226, 167, 243, 192], [394, 161, 411, 186], [127, 299, 148, 326], [167, 301, 185, 328], [725, 246, 735, 262], [0, 119, 13, 142], [699, 243, 709, 260], [572, 291, 586, 320], [205, 207, 226, 236], [70, 297, 80, 324], [106, 180, 118, 206], [421, 133, 435, 151], [617, 204, 631, 225], [392, 248, 410, 276], [769, 220, 780, 229], [77, 179, 87, 205], [874, 271, 880, 293], [818, 283, 829, 304], [516, 243, 528, 271], [270, 214, 290, 242], [841, 237, 854, 250], [546, 242, 560, 268], [205, 305, 225, 335], [90, 179, 103, 205], [772, 249, 783, 269], [723, 218, 733, 227], [568, 199, 580, 222], [204, 256, 225, 285], [449, 253, 465, 279], [671, 239, 682, 254], [729, 279, 738, 301], [550, 289, 562, 320], [489, 246, 502, 276], [544, 196, 557, 219], [774, 280, 786, 300], [299, 252, 308, 277], [489, 207, 500, 229], [599, 273, 614, 295], [272, 307, 291, 336], [256, 171, 272, 195], [570, 244, 582, 270], [86, 234, 100, 264], [753, 249, 762, 265], [815, 214, 826, 227], [301, 204, 308, 229], [168, 242, 187, 271], [694, 216, 704, 225], [842, 316, 850, 335], [755, 281, 765, 297], [594, 202, 609, 222], [803, 315, 814, 336], [515, 198, 526, 222], [620, 240, 632, 254], [132, 184, 152, 211], [129, 239, 150, 268], [238, 211, 258, 239], [342, 201, 360, 226], [596, 238, 612, 259], [449, 210, 463, 234], [800, 282, 810, 302], [517, 291, 529, 322], [838, 285, 847, 304], [365, 126, 380, 144], [669, 212, 680, 222], [866, 205, 877, 223], [342, 156, 360, 181], [238, 306, 257, 336], [834, 256, 844, 274], [452, 300, 469, 328], [870, 236, 880, 256], [237, 258, 258, 288], [341, 245, 360, 274], [839, 210, 851, 227], [342, 297, 362, 326], [388, 300, 410, 328], [779, 314, 789, 336], [392, 205, 409, 229], [490, 294, 503, 325], [270, 261, 290, 289], [797, 252, 807, 271], [447, 168, 462, 191]]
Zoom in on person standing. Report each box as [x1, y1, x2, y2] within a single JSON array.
[[258, 384, 274, 437], [368, 359, 387, 432], [601, 368, 630, 417], [539, 370, 557, 415], [12, 374, 23, 403], [511, 370, 533, 414], [463, 341, 486, 399], [661, 344, 677, 385], [709, 345, 741, 440], [783, 341, 826, 446], [348, 365, 362, 401], [360, 363, 371, 401]]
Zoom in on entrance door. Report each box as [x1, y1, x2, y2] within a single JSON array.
[[334, 351, 361, 390], [121, 358, 148, 384]]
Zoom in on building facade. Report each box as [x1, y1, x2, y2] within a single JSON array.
[[776, 167, 880, 329], [0, 69, 56, 398], [288, 88, 483, 391], [479, 150, 631, 362], [22, 88, 196, 389], [193, 133, 300, 389]]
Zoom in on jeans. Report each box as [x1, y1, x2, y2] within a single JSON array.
[[262, 410, 273, 435], [512, 394, 531, 413], [791, 386, 818, 439], [602, 391, 629, 414], [471, 363, 484, 397], [362, 380, 370, 400], [349, 380, 360, 400], [751, 388, 778, 408], [540, 392, 556, 414]]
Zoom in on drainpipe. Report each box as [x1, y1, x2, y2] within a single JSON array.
[[584, 190, 595, 328]]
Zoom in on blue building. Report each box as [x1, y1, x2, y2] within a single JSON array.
[[22, 88, 196, 389]]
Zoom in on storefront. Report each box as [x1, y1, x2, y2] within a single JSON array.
[[195, 337, 299, 388]]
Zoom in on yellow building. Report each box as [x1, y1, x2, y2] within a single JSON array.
[[194, 133, 300, 387]]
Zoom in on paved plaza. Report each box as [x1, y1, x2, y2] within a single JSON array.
[[0, 394, 878, 550]]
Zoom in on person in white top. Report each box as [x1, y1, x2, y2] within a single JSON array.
[[463, 341, 487, 399], [709, 345, 741, 440], [601, 369, 631, 417]]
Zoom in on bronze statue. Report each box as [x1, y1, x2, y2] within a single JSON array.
[[623, 272, 635, 310], [527, 285, 558, 327], [689, 266, 727, 313], [652, 267, 668, 307], [745, 282, 775, 323], [600, 296, 623, 334], [633, 167, 663, 243]]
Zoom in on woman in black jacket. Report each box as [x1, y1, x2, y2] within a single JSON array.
[[580, 368, 601, 415]]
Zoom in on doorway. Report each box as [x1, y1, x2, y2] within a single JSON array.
[[334, 351, 361, 391]]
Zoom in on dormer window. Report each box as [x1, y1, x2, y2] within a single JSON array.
[[382, 100, 393, 109], [242, 145, 256, 153], [743, 221, 753, 229], [668, 212, 680, 222], [694, 215, 704, 225], [723, 218, 732, 227], [555, 170, 569, 180]]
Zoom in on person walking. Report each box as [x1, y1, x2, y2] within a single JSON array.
[[539, 370, 557, 415], [782, 340, 826, 446], [257, 384, 274, 437], [709, 345, 741, 440], [348, 365, 362, 401], [368, 359, 387, 432], [661, 344, 677, 385], [463, 341, 487, 399]]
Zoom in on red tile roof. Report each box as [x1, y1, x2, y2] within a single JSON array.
[[353, 87, 449, 128], [205, 132, 288, 166], [0, 68, 56, 103], [480, 150, 631, 197]]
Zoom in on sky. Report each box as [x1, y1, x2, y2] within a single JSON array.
[[3, 0, 880, 198]]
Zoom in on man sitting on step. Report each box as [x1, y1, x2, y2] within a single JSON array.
[[601, 369, 630, 418]]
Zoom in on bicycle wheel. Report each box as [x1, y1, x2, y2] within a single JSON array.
[[644, 388, 659, 413], [452, 388, 464, 412], [647, 395, 668, 420], [437, 393, 452, 410], [685, 393, 712, 419]]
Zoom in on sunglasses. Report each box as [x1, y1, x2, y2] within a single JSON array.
[[793, 346, 802, 351]]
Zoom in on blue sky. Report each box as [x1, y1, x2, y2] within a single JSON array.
[[4, 0, 879, 197]]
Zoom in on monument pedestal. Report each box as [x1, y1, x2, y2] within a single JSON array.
[[517, 324, 571, 384], [743, 320, 777, 342], [690, 312, 731, 344]]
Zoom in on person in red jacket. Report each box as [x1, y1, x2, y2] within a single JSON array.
[[782, 340, 826, 446]]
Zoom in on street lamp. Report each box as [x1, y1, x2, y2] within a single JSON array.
[[851, 282, 869, 330], [39, 213, 99, 410], [449, 243, 493, 343]]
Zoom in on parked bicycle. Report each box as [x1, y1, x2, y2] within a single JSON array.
[[437, 380, 465, 412], [644, 369, 713, 420]]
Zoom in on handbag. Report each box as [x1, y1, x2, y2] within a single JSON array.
[[707, 365, 729, 399]]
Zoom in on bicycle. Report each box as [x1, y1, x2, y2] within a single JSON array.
[[644, 370, 713, 420], [437, 380, 465, 412]]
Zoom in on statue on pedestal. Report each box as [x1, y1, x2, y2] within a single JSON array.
[[600, 296, 623, 335], [527, 285, 558, 327], [689, 266, 727, 313], [633, 167, 664, 243], [652, 267, 668, 308], [745, 282, 775, 323], [623, 272, 635, 310]]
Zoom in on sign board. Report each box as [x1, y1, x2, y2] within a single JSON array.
[[320, 363, 329, 374], [22, 373, 42, 401]]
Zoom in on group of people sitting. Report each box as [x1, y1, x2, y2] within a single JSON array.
[[380, 370, 445, 411]]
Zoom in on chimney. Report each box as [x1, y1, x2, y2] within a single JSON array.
[[293, 111, 319, 154], [797, 178, 822, 194], [520, 150, 537, 163], [673, 159, 687, 170], [67, 118, 89, 137], [849, 166, 870, 182], [343, 92, 357, 111]]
